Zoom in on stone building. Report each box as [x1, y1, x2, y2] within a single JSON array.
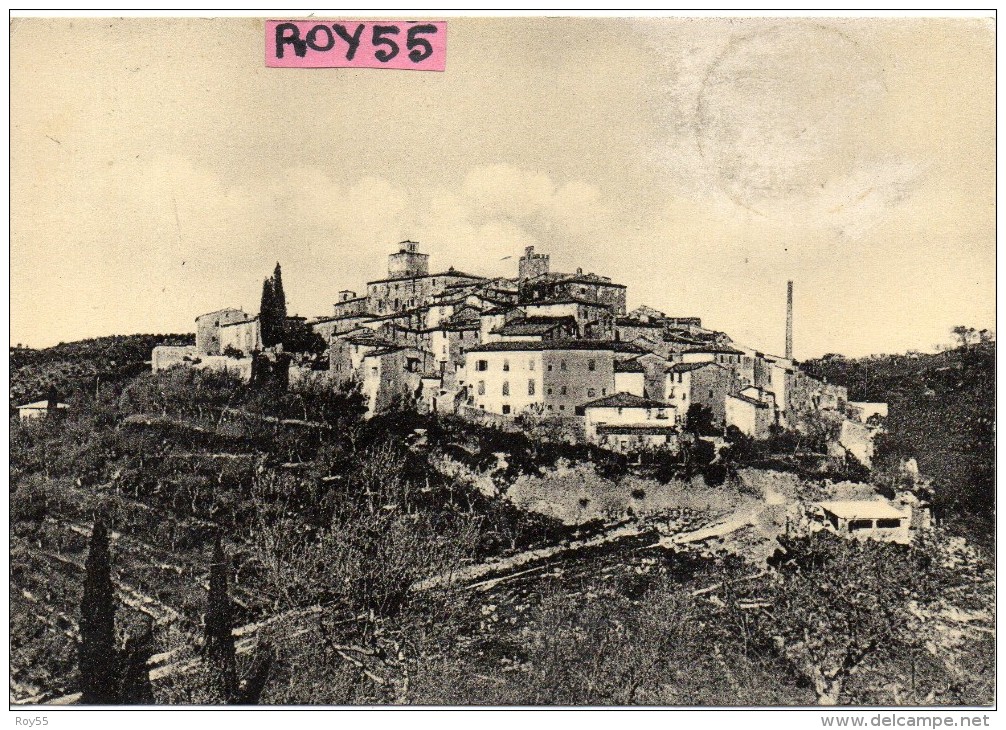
[[613, 358, 646, 396], [518, 245, 550, 281], [219, 317, 261, 356], [579, 392, 679, 453], [461, 340, 633, 416], [195, 308, 251, 356], [365, 242, 486, 315], [664, 361, 739, 427], [725, 386, 778, 439], [333, 290, 368, 318]]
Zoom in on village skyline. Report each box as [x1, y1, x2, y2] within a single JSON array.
[[11, 16, 995, 357]]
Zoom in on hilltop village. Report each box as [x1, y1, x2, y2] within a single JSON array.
[[153, 242, 882, 458]]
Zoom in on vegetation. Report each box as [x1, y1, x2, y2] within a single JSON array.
[[9, 333, 994, 706], [78, 520, 118, 704], [10, 333, 193, 409], [259, 264, 286, 348], [803, 339, 994, 544], [204, 536, 237, 702]]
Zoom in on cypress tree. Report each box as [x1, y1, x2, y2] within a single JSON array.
[[237, 641, 274, 705], [119, 620, 155, 705], [78, 519, 119, 704], [204, 534, 237, 703], [259, 277, 276, 347], [271, 262, 288, 325]]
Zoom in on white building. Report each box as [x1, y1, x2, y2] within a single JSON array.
[[18, 400, 70, 421], [579, 392, 678, 453], [814, 499, 912, 543]]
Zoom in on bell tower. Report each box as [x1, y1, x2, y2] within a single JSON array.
[[388, 241, 429, 278]]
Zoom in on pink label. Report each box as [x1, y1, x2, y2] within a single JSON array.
[[266, 20, 446, 70]]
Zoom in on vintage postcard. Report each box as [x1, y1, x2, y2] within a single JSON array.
[[9, 13, 995, 715]]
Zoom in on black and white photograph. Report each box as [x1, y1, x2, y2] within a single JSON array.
[[8, 11, 996, 716]]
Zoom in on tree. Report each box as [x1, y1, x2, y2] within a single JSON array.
[[737, 532, 957, 705], [259, 263, 290, 349], [271, 262, 288, 324], [204, 534, 237, 703], [259, 277, 277, 347], [282, 318, 326, 355], [78, 519, 119, 704], [951, 325, 975, 350], [119, 620, 155, 704], [685, 403, 717, 437]]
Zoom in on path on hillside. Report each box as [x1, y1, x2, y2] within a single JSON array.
[[25, 506, 759, 706]]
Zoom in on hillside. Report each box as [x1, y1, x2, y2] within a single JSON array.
[[8, 341, 994, 706], [802, 342, 995, 542], [10, 334, 193, 409]]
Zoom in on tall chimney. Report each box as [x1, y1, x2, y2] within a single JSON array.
[[785, 280, 794, 360]]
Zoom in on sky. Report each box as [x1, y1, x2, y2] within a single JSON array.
[[10, 16, 995, 358]]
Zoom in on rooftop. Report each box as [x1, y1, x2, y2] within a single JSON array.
[[523, 297, 613, 309], [468, 340, 646, 354], [581, 392, 670, 410], [683, 344, 745, 355], [666, 362, 716, 374], [616, 317, 663, 328], [491, 316, 577, 337], [366, 268, 486, 286], [220, 316, 258, 328], [614, 359, 645, 373], [556, 274, 626, 289], [727, 393, 772, 409], [817, 500, 909, 521], [195, 307, 245, 322], [596, 425, 678, 436], [19, 400, 70, 410]]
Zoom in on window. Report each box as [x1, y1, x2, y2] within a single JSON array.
[[547, 364, 553, 371], [559, 405, 565, 411], [682, 393, 687, 401], [502, 381, 510, 396], [502, 404, 511, 415], [602, 388, 606, 396], [528, 379, 536, 396], [503, 359, 510, 371], [588, 359, 596, 371], [849, 519, 873, 532], [547, 387, 553, 395], [876, 518, 902, 529], [478, 380, 486, 395], [529, 359, 535, 371], [371, 367, 378, 375], [476, 360, 488, 371], [709, 389, 714, 398], [587, 388, 596, 397], [560, 386, 567, 396], [560, 360, 567, 371]]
